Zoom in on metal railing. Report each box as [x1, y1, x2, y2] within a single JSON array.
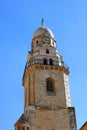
[[25, 59, 69, 70]]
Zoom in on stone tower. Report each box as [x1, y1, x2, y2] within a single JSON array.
[[14, 22, 77, 130]]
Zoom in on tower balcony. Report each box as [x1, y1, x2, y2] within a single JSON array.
[[25, 59, 69, 70]]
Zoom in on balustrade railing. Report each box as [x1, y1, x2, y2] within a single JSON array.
[[25, 59, 69, 70]]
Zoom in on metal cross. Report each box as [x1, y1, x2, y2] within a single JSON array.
[[41, 18, 44, 27]]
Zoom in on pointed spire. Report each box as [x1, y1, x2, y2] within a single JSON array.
[[41, 18, 44, 27]]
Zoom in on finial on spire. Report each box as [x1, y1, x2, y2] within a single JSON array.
[[41, 18, 44, 27]]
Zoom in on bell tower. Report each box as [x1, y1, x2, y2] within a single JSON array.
[[14, 22, 77, 130]]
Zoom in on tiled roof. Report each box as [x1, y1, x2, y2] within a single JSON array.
[[80, 121, 87, 130], [14, 114, 29, 126]]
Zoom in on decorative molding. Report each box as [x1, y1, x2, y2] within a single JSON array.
[[22, 64, 69, 87]]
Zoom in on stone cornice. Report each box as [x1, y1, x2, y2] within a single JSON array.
[[22, 64, 69, 87]]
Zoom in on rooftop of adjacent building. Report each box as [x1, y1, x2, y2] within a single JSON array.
[[79, 121, 87, 130]]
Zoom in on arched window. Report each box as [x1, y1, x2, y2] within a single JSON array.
[[46, 78, 54, 94], [36, 40, 38, 44], [43, 58, 48, 65], [49, 58, 53, 65], [46, 49, 49, 54]]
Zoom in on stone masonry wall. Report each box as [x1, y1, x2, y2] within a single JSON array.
[[35, 107, 71, 130], [35, 67, 68, 107]]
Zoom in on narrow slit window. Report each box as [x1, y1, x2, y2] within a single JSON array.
[[27, 127, 29, 130], [43, 58, 48, 65], [22, 126, 25, 130], [49, 58, 53, 65], [18, 127, 21, 130]]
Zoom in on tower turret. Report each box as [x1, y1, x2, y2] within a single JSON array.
[[14, 22, 77, 130]]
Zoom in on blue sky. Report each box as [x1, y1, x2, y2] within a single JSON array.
[[0, 0, 87, 129]]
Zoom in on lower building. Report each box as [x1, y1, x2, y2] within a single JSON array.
[[80, 122, 87, 130]]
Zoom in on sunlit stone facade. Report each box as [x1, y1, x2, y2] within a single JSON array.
[[14, 23, 77, 130]]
